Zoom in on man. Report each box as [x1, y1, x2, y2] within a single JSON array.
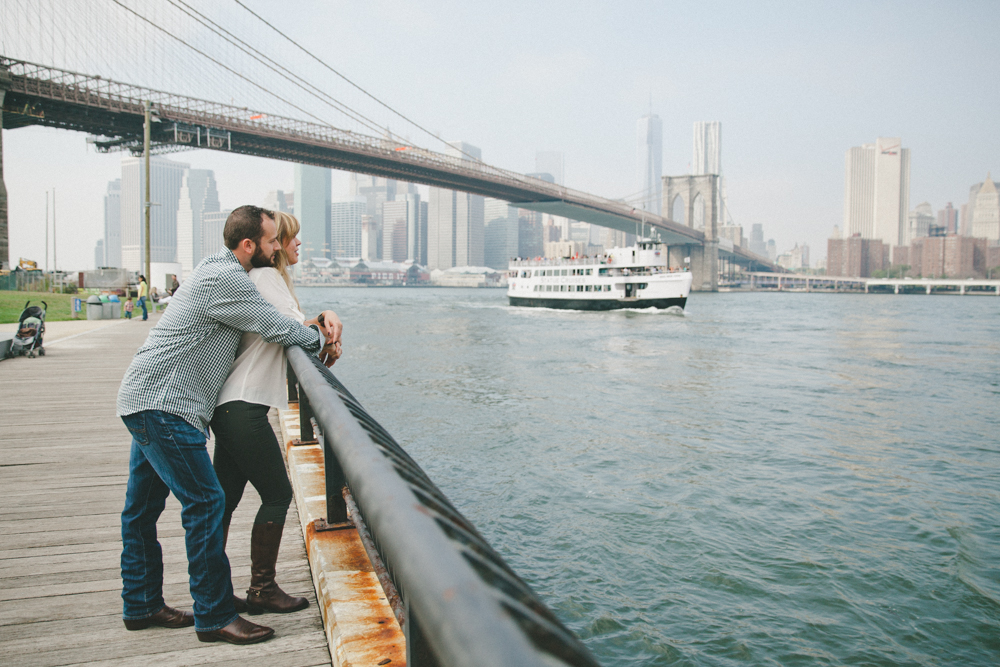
[[137, 275, 148, 320], [116, 205, 342, 645]]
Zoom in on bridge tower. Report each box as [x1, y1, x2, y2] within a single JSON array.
[[662, 174, 720, 291], [0, 64, 9, 269]]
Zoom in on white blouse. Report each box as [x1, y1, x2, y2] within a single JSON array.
[[216, 267, 306, 411]]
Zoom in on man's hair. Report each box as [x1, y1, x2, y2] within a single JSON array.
[[224, 205, 274, 250]]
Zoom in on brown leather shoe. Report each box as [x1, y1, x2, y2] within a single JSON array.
[[123, 605, 195, 630], [196, 616, 274, 645]]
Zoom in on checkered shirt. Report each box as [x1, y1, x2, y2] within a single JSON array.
[[117, 248, 322, 430]]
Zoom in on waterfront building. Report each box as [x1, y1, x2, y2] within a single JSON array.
[[427, 142, 484, 270], [263, 190, 293, 214], [176, 169, 221, 277], [294, 164, 332, 260], [103, 179, 122, 268], [827, 235, 885, 277], [905, 202, 935, 246], [969, 174, 1000, 241], [484, 198, 520, 270], [843, 138, 910, 246], [900, 235, 992, 278], [120, 156, 189, 272], [380, 194, 425, 264], [200, 210, 231, 257], [330, 200, 365, 259], [937, 202, 958, 235], [637, 114, 662, 214]]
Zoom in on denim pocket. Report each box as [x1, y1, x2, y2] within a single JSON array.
[[121, 413, 150, 445], [150, 411, 207, 449]]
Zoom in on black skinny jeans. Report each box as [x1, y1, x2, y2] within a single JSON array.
[[211, 401, 292, 526]]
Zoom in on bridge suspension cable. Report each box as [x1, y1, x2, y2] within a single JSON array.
[[231, 0, 481, 162]]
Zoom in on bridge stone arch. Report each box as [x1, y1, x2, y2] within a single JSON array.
[[661, 174, 720, 292], [670, 194, 685, 226], [662, 174, 719, 240]]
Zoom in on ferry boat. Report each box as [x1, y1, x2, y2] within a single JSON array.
[[508, 242, 692, 310]]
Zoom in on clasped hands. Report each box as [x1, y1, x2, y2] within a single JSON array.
[[305, 310, 342, 367]]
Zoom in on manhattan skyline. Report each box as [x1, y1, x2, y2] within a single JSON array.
[[2, 0, 998, 271]]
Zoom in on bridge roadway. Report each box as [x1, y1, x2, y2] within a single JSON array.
[[0, 316, 333, 667], [0, 56, 779, 275]]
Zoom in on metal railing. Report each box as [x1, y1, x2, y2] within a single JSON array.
[[285, 347, 600, 667]]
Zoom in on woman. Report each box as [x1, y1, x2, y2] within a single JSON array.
[[212, 211, 342, 615]]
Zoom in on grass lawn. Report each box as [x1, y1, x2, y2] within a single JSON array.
[[0, 291, 80, 323]]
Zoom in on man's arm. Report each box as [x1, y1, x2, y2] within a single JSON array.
[[207, 269, 322, 352]]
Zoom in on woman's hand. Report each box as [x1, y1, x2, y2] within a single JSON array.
[[306, 310, 343, 346], [319, 340, 341, 367]]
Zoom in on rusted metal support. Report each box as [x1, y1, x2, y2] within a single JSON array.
[[343, 488, 404, 627]]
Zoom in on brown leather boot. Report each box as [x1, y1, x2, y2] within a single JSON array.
[[222, 521, 248, 614], [196, 616, 274, 644], [245, 522, 309, 614]]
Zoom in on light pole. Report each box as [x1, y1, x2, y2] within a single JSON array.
[[144, 100, 151, 288]]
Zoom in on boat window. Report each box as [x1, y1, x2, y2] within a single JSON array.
[[586, 269, 592, 275], [639, 283, 648, 289], [599, 268, 608, 275], [561, 269, 567, 276], [605, 285, 612, 291]]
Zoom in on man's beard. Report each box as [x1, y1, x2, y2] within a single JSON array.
[[250, 242, 274, 268]]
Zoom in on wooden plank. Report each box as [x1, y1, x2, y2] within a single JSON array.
[[0, 316, 332, 667]]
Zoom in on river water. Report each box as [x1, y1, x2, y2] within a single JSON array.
[[299, 287, 999, 666]]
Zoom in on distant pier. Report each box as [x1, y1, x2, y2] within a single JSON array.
[[737, 272, 1000, 295]]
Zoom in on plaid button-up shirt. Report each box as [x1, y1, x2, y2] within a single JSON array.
[[117, 248, 322, 430]]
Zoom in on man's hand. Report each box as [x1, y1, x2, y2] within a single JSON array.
[[317, 310, 342, 345]]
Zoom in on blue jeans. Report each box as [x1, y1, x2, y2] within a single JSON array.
[[139, 296, 148, 320], [120, 410, 238, 632]]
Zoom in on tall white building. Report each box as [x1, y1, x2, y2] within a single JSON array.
[[103, 179, 122, 268], [120, 156, 189, 271], [294, 164, 332, 260], [428, 142, 484, 269], [843, 138, 910, 247], [330, 200, 365, 258], [380, 193, 427, 264], [692, 121, 728, 224], [970, 173, 1000, 241], [637, 114, 662, 214], [176, 169, 221, 277]]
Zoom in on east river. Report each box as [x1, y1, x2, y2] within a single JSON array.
[[299, 287, 999, 666]]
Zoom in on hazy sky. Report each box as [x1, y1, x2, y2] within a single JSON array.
[[3, 0, 999, 270]]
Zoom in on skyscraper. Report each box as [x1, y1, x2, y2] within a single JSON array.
[[693, 122, 721, 176], [843, 138, 910, 247], [176, 169, 221, 276], [749, 223, 767, 257], [970, 173, 1000, 241], [692, 121, 727, 224], [330, 200, 365, 258], [94, 239, 104, 269], [294, 164, 332, 260], [262, 190, 293, 214], [201, 210, 231, 258], [484, 198, 519, 270], [428, 142, 484, 269], [637, 114, 662, 214], [103, 179, 122, 268], [937, 202, 958, 235], [120, 156, 189, 271]]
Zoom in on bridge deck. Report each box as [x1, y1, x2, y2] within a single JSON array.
[[0, 316, 332, 667]]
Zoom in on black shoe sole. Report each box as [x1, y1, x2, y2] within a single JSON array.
[[196, 629, 275, 644]]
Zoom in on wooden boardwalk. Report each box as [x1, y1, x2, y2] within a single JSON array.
[[0, 316, 333, 667]]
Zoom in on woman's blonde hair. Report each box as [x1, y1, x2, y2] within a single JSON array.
[[272, 211, 301, 307]]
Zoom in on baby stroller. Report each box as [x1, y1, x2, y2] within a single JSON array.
[[8, 301, 47, 358]]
